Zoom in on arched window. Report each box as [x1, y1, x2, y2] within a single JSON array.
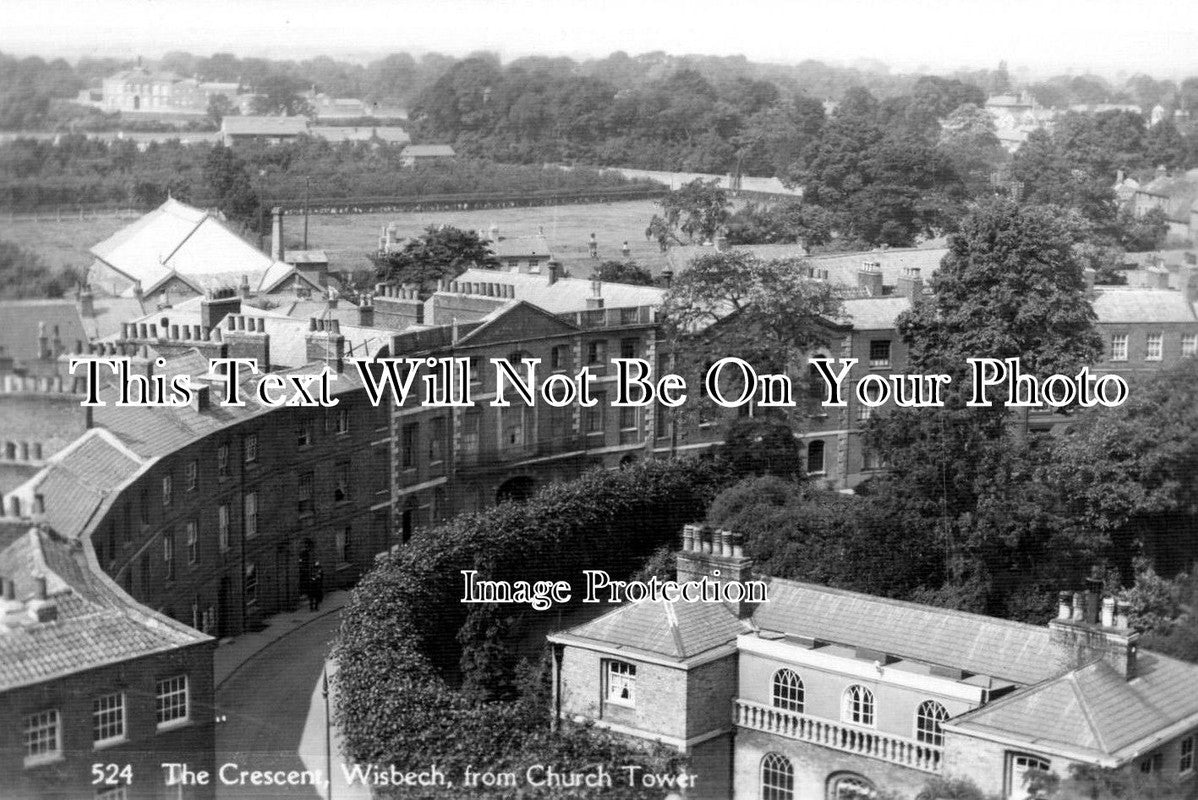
[[842, 685, 874, 727], [828, 772, 876, 800], [760, 753, 794, 800], [915, 700, 948, 746], [771, 669, 804, 713], [806, 440, 825, 475]]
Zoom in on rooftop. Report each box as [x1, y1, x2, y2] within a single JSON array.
[[0, 526, 209, 693], [400, 144, 456, 158], [89, 198, 291, 297]]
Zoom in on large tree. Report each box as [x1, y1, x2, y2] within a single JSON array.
[[201, 145, 261, 231], [371, 225, 500, 292], [897, 197, 1102, 380], [249, 74, 312, 117], [865, 199, 1106, 617], [655, 178, 732, 244]]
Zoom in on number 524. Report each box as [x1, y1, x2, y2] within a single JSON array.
[[91, 763, 133, 785]]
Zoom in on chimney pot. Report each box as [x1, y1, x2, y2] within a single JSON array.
[[1101, 597, 1116, 628]]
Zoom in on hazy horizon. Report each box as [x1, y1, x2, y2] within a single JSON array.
[[2, 0, 1198, 82]]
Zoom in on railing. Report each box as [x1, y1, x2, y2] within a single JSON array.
[[734, 700, 942, 774]]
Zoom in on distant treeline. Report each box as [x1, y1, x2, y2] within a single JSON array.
[[0, 134, 647, 211]]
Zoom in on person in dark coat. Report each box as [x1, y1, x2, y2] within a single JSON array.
[[309, 562, 324, 611]]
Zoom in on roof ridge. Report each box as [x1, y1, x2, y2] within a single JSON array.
[[1068, 668, 1108, 752], [759, 574, 1049, 635], [663, 601, 686, 656]]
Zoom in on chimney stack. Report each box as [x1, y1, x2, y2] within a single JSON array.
[[676, 525, 758, 618], [897, 267, 923, 299], [1049, 571, 1139, 679], [586, 279, 604, 310], [305, 317, 345, 372], [80, 287, 95, 318], [547, 260, 561, 286], [271, 207, 285, 261], [857, 261, 884, 297], [358, 294, 375, 327]]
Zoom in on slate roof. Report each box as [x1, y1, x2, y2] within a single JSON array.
[[89, 198, 291, 296], [1090, 287, 1198, 324], [0, 527, 208, 693], [949, 652, 1198, 762], [840, 296, 912, 330], [752, 578, 1060, 686], [556, 600, 750, 661]]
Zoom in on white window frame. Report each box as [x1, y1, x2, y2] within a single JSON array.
[[185, 460, 197, 491], [155, 675, 189, 730], [186, 520, 198, 565], [244, 433, 258, 464], [842, 684, 875, 727], [1181, 736, 1195, 775], [915, 699, 948, 746], [1146, 332, 1163, 362], [163, 532, 174, 581], [23, 709, 61, 766], [605, 660, 636, 707], [760, 752, 794, 800], [1008, 753, 1051, 798], [244, 492, 258, 538], [336, 407, 350, 435], [869, 339, 891, 368], [1110, 334, 1128, 362], [218, 504, 230, 552], [93, 692, 126, 748], [1182, 333, 1197, 357], [771, 669, 804, 713], [162, 473, 172, 507]]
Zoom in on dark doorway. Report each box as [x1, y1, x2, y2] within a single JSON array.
[[297, 539, 314, 600], [218, 576, 231, 637], [496, 476, 536, 505], [401, 499, 416, 544]]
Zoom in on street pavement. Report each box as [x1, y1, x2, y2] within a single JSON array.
[[214, 594, 368, 800]]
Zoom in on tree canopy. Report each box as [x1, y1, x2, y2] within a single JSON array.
[[371, 225, 500, 291]]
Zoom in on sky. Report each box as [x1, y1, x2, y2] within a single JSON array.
[[2, 0, 1197, 79]]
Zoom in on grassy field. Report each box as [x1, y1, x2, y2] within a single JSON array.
[[303, 199, 675, 277], [1, 199, 680, 283]]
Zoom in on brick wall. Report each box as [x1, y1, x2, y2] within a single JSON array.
[[558, 645, 689, 742], [0, 641, 216, 800]]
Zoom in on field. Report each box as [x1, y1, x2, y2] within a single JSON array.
[[1, 199, 686, 283]]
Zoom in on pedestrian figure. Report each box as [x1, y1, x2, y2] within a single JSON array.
[[588, 232, 598, 258], [621, 240, 631, 259], [309, 562, 324, 611]]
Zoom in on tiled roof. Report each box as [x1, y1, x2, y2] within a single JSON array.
[[667, 246, 948, 290], [222, 115, 309, 136], [91, 360, 372, 460], [949, 652, 1198, 761], [0, 299, 88, 362], [1090, 287, 1197, 324], [4, 429, 147, 540], [0, 528, 207, 693], [89, 198, 290, 297], [560, 600, 750, 661]]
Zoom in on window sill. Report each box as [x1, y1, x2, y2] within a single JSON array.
[[23, 753, 64, 769], [93, 736, 128, 751], [155, 718, 191, 734]]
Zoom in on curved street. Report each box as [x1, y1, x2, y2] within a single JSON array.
[[214, 610, 351, 800]]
